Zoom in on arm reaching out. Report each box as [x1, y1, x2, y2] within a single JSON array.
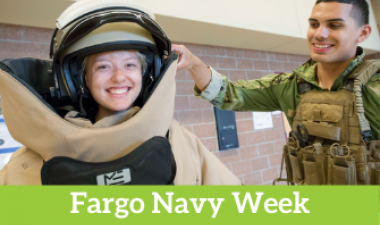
[[172, 45, 288, 113], [172, 44, 212, 91]]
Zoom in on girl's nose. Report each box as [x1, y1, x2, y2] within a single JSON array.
[[111, 69, 126, 83]]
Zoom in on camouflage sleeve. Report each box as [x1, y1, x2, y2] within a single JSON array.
[[194, 66, 223, 100], [363, 73, 380, 140], [194, 67, 297, 112]]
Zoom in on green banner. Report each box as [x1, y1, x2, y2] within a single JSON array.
[[0, 186, 378, 224]]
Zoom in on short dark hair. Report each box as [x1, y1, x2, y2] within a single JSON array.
[[315, 0, 369, 26]]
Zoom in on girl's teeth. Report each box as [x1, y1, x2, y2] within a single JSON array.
[[315, 45, 331, 49], [109, 88, 128, 94]]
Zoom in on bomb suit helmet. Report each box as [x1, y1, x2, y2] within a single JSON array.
[[50, 0, 171, 109]]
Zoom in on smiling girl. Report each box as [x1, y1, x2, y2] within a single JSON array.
[[0, 0, 241, 185]]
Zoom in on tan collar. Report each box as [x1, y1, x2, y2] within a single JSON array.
[[0, 59, 177, 162], [65, 106, 140, 128]]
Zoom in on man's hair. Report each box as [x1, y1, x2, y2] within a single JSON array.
[[315, 0, 369, 26]]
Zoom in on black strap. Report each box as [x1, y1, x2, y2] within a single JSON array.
[[297, 80, 312, 95], [342, 79, 354, 91]]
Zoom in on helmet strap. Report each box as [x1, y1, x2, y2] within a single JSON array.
[[142, 75, 154, 102], [79, 90, 87, 117]]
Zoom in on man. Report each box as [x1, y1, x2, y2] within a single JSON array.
[[173, 0, 380, 185]]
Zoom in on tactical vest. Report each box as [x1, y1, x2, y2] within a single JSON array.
[[274, 60, 380, 185]]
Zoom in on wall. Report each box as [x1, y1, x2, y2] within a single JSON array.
[[371, 0, 380, 32], [365, 53, 380, 60], [2, 0, 380, 56], [0, 23, 378, 185]]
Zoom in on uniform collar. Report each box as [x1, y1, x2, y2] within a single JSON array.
[[294, 47, 365, 90]]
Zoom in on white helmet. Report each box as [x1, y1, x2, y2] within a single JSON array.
[[50, 0, 171, 108]]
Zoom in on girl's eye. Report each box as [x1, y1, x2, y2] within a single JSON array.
[[126, 63, 137, 69], [96, 64, 110, 71]]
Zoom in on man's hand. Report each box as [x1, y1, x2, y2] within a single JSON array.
[[172, 44, 201, 71], [172, 44, 212, 91]]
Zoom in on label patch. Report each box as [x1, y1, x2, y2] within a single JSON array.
[[96, 168, 131, 185]]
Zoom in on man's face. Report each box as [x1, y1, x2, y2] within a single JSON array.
[[307, 2, 364, 64], [85, 51, 143, 117]]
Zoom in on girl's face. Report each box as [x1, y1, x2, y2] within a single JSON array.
[[85, 51, 142, 120]]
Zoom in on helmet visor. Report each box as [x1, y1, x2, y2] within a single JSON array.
[[51, 10, 170, 58]]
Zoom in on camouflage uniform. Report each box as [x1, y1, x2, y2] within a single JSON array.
[[194, 47, 380, 140]]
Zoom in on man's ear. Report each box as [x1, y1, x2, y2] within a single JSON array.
[[357, 24, 372, 43]]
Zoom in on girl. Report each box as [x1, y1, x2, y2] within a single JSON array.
[[0, 0, 241, 185]]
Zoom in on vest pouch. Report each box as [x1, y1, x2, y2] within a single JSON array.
[[356, 163, 368, 185], [370, 162, 380, 184], [284, 136, 303, 184], [303, 152, 324, 185], [303, 160, 322, 185], [301, 103, 343, 141], [297, 99, 349, 144], [302, 103, 343, 122], [303, 122, 341, 141], [283, 145, 294, 183], [288, 149, 304, 183], [349, 145, 369, 184], [328, 155, 357, 185]]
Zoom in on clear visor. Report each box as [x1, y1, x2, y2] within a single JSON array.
[[51, 10, 170, 58]]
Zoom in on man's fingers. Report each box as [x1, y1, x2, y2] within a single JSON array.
[[171, 44, 184, 54], [176, 54, 186, 70], [172, 44, 194, 71]]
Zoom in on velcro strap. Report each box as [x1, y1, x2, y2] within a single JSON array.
[[313, 110, 321, 122], [298, 82, 312, 95], [357, 113, 371, 131], [303, 122, 340, 141], [348, 60, 380, 85]]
